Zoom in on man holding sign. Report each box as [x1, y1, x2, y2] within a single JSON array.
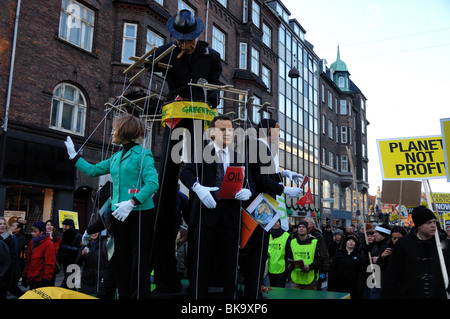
[[383, 206, 450, 298], [180, 115, 255, 299]]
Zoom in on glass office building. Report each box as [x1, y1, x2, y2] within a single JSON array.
[[267, 1, 321, 209]]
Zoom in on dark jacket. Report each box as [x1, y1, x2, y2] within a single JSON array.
[[57, 227, 82, 267], [382, 228, 450, 299], [149, 41, 222, 107], [76, 238, 108, 295], [247, 138, 284, 199], [180, 145, 255, 228], [328, 248, 364, 298]]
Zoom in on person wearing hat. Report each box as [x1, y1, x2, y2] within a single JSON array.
[[362, 222, 391, 299], [383, 205, 450, 299], [328, 235, 364, 299], [22, 221, 55, 290], [287, 220, 323, 290], [145, 9, 223, 294], [56, 218, 82, 290]]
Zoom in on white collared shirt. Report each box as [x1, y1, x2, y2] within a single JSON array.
[[213, 143, 230, 173]]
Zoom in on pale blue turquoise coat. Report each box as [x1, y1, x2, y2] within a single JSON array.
[[75, 144, 159, 211]]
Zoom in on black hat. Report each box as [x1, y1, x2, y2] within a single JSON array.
[[32, 221, 46, 233], [344, 235, 358, 245], [167, 10, 204, 40], [297, 220, 309, 231], [62, 218, 75, 227], [412, 205, 436, 227]]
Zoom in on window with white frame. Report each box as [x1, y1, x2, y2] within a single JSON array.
[[262, 65, 271, 91], [340, 99, 347, 115], [251, 0, 260, 28], [341, 126, 348, 143], [341, 155, 348, 172], [50, 83, 87, 135], [361, 118, 366, 135], [328, 91, 333, 109], [178, 0, 194, 13], [336, 125, 339, 143], [122, 23, 137, 64], [346, 188, 351, 211], [251, 47, 259, 75], [338, 76, 345, 88], [262, 23, 271, 48], [217, 0, 227, 7], [212, 26, 226, 60], [329, 151, 334, 169], [328, 120, 333, 139], [146, 29, 163, 52], [322, 115, 326, 135], [239, 43, 247, 69], [251, 96, 262, 123], [333, 184, 339, 209], [216, 90, 224, 114], [238, 94, 247, 119], [243, 0, 248, 23], [323, 180, 331, 208], [59, 0, 95, 51]]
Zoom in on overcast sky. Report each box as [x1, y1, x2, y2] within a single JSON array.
[[281, 0, 450, 195]]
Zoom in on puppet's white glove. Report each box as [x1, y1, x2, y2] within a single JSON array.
[[235, 188, 252, 201], [113, 200, 135, 222], [284, 187, 302, 198], [282, 170, 304, 185], [82, 230, 91, 245], [64, 136, 77, 159], [192, 183, 218, 209]]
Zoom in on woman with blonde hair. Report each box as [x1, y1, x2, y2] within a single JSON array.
[[0, 217, 20, 298]]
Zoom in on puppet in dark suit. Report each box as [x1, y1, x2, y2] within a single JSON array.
[[180, 115, 255, 299], [146, 10, 223, 293], [242, 119, 303, 298]]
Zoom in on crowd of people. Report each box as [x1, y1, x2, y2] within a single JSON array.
[[2, 204, 450, 300], [266, 205, 450, 299], [0, 216, 112, 298]]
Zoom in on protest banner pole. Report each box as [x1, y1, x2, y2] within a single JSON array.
[[423, 179, 450, 298], [346, 147, 377, 288]]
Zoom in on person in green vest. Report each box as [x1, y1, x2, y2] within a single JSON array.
[[267, 220, 291, 287], [287, 220, 323, 290]]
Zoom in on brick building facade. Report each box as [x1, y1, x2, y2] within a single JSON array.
[[0, 0, 282, 232]]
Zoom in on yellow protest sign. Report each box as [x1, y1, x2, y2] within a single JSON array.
[[421, 192, 450, 212], [377, 135, 446, 180], [440, 118, 450, 182], [20, 287, 97, 299], [58, 210, 79, 229]]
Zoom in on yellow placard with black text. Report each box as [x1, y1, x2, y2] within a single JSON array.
[[58, 210, 79, 229], [440, 118, 450, 182], [377, 135, 446, 180]]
